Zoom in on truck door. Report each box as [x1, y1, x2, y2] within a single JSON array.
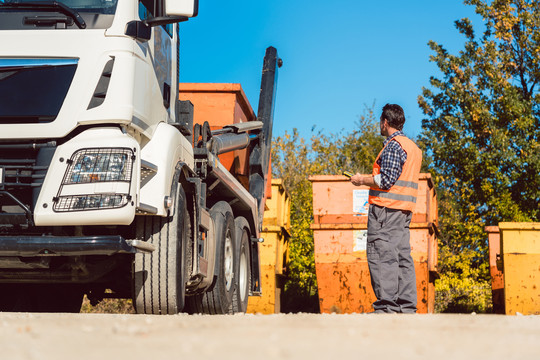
[[135, 0, 177, 129]]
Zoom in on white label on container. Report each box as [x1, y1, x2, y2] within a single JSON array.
[[353, 230, 367, 252], [353, 189, 369, 215]]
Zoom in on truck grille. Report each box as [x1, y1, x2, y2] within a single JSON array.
[[0, 141, 56, 219], [2, 159, 40, 188]]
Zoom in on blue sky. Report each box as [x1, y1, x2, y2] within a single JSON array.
[[179, 1, 484, 140]]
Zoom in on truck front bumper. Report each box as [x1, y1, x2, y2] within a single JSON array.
[[0, 235, 153, 257]]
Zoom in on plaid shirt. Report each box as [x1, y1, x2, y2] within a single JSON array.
[[376, 131, 407, 190]]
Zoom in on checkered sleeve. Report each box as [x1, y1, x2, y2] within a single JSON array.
[[378, 140, 407, 190]]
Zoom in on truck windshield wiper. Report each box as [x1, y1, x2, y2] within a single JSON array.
[[0, 1, 86, 29]]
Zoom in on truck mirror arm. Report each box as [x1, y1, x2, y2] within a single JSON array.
[[144, 16, 188, 27], [125, 20, 152, 42], [125, 16, 188, 42]]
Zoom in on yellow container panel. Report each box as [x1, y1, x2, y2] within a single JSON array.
[[503, 254, 540, 315], [258, 230, 280, 267], [257, 230, 288, 275], [499, 222, 540, 315], [247, 179, 290, 314], [247, 265, 283, 314], [262, 179, 291, 229]]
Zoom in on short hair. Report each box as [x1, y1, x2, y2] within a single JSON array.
[[381, 104, 405, 130]]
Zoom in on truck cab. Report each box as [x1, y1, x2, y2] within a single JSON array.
[[0, 0, 279, 314], [0, 0, 197, 222]]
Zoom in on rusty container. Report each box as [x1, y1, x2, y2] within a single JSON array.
[[498, 222, 540, 315], [247, 179, 290, 314], [310, 174, 438, 314], [485, 226, 505, 314], [179, 83, 264, 192]]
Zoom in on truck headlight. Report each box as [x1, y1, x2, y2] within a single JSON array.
[[64, 148, 134, 184], [54, 194, 128, 212], [53, 148, 135, 212]]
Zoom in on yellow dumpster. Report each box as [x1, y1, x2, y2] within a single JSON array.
[[499, 222, 540, 315], [247, 179, 290, 314]]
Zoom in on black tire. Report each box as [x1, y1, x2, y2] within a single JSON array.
[[186, 202, 236, 314], [232, 217, 251, 313], [0, 284, 83, 313], [133, 183, 191, 315]]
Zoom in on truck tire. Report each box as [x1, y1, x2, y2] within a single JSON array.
[[185, 202, 236, 314], [133, 184, 191, 315], [232, 217, 251, 313]]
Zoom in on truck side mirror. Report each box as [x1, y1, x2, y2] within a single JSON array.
[[165, 0, 198, 17]]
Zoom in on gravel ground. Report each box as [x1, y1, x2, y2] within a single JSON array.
[[0, 312, 539, 360]]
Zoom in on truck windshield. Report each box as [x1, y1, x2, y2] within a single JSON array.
[[0, 0, 118, 29], [0, 0, 117, 15]]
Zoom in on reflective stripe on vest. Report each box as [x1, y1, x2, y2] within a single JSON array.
[[394, 180, 418, 190], [368, 135, 422, 212], [368, 189, 417, 204]]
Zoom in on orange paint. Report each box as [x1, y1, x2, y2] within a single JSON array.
[[310, 174, 437, 225], [485, 226, 504, 314], [310, 174, 438, 314], [179, 83, 256, 182]]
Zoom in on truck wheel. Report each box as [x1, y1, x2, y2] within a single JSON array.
[[133, 184, 191, 315], [186, 202, 236, 314], [232, 217, 251, 313]]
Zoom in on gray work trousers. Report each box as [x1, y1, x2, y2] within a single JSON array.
[[367, 204, 417, 313]]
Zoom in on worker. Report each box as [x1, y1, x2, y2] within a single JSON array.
[[350, 104, 422, 313]]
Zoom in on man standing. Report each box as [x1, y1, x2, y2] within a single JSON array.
[[350, 104, 422, 313]]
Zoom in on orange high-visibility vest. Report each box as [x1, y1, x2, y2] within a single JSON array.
[[368, 135, 422, 212]]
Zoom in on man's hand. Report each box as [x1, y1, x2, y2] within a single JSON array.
[[350, 173, 376, 187], [350, 173, 364, 186]]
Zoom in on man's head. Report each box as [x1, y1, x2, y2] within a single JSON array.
[[380, 104, 405, 136]]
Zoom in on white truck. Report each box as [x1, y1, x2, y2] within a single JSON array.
[[0, 0, 281, 314]]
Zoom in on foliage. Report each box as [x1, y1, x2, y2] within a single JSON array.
[[272, 107, 382, 312], [433, 187, 493, 313], [80, 296, 134, 314], [418, 0, 540, 312]]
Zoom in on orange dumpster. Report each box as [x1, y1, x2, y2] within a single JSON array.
[[179, 83, 256, 190], [310, 174, 438, 314], [247, 179, 290, 314], [485, 226, 505, 314]]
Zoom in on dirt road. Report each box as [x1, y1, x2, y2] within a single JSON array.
[[1, 312, 539, 360]]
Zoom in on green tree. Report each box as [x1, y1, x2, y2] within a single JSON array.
[[418, 0, 540, 312], [272, 107, 382, 312]]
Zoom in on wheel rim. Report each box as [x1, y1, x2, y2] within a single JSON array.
[[239, 245, 248, 302], [224, 231, 234, 291]]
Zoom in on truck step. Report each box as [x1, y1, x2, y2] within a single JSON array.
[[140, 160, 158, 184], [141, 159, 158, 173], [137, 202, 158, 214], [126, 239, 155, 253]]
